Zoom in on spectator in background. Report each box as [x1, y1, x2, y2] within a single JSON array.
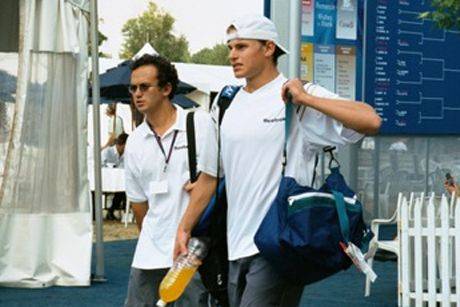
[[102, 102, 125, 150], [102, 133, 128, 220], [445, 173, 460, 196], [102, 132, 128, 168]]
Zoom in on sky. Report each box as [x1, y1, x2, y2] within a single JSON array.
[[98, 0, 264, 58]]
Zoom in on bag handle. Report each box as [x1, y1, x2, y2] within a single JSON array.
[[323, 146, 340, 169], [332, 190, 350, 243]]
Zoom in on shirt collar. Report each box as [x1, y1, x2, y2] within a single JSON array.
[[139, 104, 187, 139]]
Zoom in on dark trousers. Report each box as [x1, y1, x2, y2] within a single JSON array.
[[107, 192, 126, 218], [228, 254, 304, 307], [91, 191, 126, 220]]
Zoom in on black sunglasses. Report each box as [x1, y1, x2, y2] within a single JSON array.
[[128, 83, 160, 94]]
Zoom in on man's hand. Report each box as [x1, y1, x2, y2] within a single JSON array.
[[282, 78, 381, 135], [282, 79, 309, 106], [174, 226, 191, 260], [174, 173, 217, 260], [183, 180, 197, 193], [131, 202, 148, 232]]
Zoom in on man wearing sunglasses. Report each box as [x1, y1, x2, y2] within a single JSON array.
[[123, 54, 216, 307]]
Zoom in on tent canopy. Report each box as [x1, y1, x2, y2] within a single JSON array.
[[132, 42, 158, 60]]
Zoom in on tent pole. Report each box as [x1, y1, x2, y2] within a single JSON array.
[[89, 0, 106, 282]]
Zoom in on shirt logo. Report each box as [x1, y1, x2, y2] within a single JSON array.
[[263, 117, 285, 123], [174, 145, 188, 150]]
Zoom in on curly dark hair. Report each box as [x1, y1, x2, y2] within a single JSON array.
[[130, 54, 178, 100]]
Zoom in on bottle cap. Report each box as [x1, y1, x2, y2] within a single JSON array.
[[156, 299, 167, 307], [188, 237, 209, 260]]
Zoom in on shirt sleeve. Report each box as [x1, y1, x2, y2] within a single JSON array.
[[297, 83, 363, 148], [195, 110, 219, 178], [124, 143, 148, 203]]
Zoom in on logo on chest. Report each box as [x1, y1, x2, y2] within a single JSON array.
[[263, 117, 285, 124], [174, 144, 188, 150]]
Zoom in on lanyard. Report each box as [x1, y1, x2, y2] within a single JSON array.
[[151, 129, 179, 173]]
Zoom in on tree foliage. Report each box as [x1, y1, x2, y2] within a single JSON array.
[[420, 0, 460, 30], [88, 29, 108, 57], [119, 2, 190, 62], [191, 43, 230, 65]]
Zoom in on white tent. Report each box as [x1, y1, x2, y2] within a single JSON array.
[[0, 0, 91, 287], [174, 62, 242, 93], [173, 62, 243, 110], [133, 42, 158, 59]]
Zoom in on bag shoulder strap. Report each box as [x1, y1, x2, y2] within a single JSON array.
[[332, 190, 350, 243], [216, 85, 241, 180], [217, 85, 241, 126], [186, 86, 241, 185], [186, 111, 198, 183]]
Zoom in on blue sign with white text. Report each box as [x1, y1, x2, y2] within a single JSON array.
[[365, 0, 460, 134]]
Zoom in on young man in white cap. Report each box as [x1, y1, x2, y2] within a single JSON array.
[[175, 14, 381, 306], [124, 54, 216, 307]]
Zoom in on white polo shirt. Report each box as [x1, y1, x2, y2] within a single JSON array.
[[202, 74, 363, 261], [124, 106, 217, 269]]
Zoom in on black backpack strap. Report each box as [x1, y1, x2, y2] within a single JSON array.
[[311, 153, 319, 186], [186, 86, 241, 185], [186, 111, 198, 183]]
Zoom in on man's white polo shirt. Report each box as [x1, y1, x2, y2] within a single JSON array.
[[124, 105, 217, 269], [202, 74, 363, 261]]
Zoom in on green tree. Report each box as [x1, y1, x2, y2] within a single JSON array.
[[420, 0, 460, 30], [191, 43, 230, 65], [119, 2, 190, 62], [88, 22, 108, 57]]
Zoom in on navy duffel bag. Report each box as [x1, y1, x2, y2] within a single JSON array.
[[254, 103, 371, 285]]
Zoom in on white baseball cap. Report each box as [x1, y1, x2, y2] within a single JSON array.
[[225, 14, 289, 55]]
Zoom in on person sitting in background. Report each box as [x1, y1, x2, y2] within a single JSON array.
[[102, 133, 128, 220], [102, 133, 128, 168], [444, 173, 460, 196], [102, 103, 125, 150]]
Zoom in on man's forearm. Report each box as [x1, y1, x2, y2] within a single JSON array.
[[180, 173, 217, 233], [301, 93, 381, 135], [131, 202, 148, 231], [282, 79, 381, 135]]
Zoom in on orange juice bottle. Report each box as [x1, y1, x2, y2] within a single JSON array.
[[156, 238, 208, 306]]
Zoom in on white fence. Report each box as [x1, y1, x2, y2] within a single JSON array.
[[400, 193, 459, 306]]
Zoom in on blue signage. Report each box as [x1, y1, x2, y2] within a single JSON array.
[[266, 0, 460, 135], [365, 0, 460, 134]]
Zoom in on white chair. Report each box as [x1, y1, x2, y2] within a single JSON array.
[[364, 192, 407, 297], [123, 200, 134, 227]]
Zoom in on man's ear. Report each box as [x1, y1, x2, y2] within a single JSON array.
[[264, 41, 276, 58], [162, 83, 173, 98]]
